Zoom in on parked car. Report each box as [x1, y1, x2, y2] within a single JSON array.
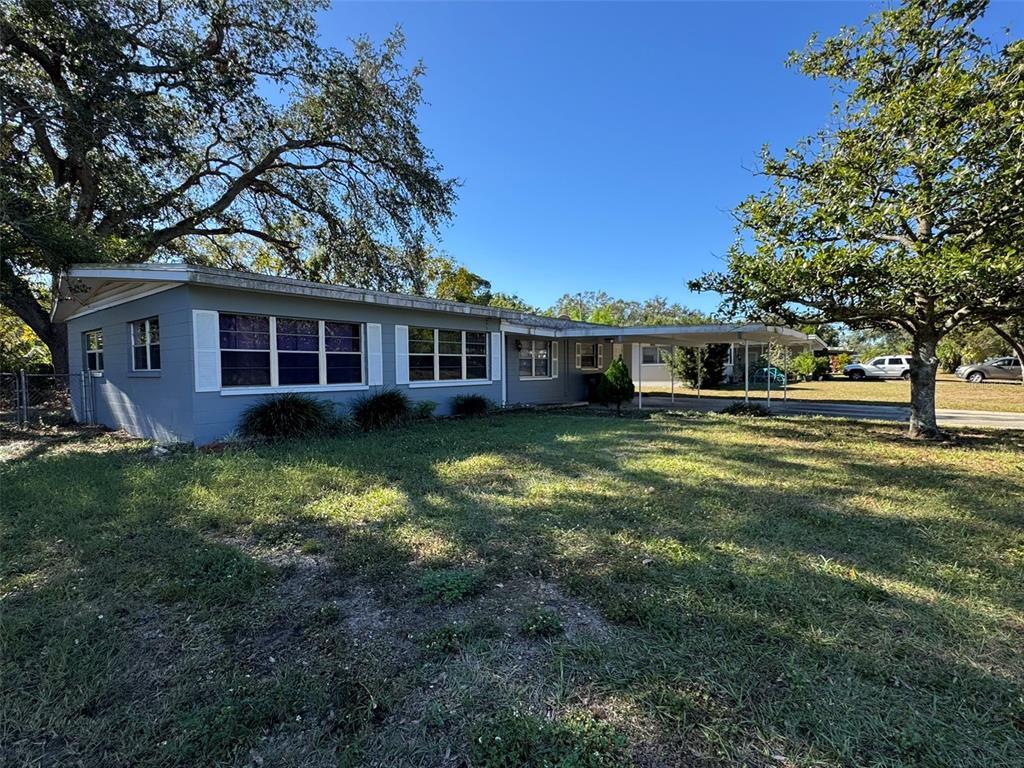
[[843, 355, 912, 381], [955, 356, 1022, 383]]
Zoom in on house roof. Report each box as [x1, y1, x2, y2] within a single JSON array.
[[55, 263, 825, 348]]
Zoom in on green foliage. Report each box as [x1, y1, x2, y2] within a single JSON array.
[[418, 618, 502, 656], [937, 324, 1012, 371], [550, 292, 708, 325], [791, 352, 818, 380], [488, 292, 539, 314], [411, 400, 437, 420], [689, 0, 1024, 438], [0, 305, 50, 372], [451, 394, 492, 417], [661, 344, 730, 388], [470, 711, 628, 768], [351, 389, 411, 431], [519, 607, 563, 637], [595, 358, 635, 413], [239, 395, 335, 440], [416, 568, 485, 604], [834, 352, 853, 371], [427, 255, 493, 305], [1, 0, 456, 367]]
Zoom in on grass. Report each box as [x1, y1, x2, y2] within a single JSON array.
[[2, 413, 1023, 767], [642, 374, 1024, 413]]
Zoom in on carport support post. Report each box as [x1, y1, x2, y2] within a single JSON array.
[[697, 345, 703, 400], [784, 346, 789, 403], [638, 348, 643, 410], [743, 341, 750, 403], [766, 343, 771, 406]]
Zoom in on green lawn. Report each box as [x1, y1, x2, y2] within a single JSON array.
[[640, 374, 1024, 413], [3, 414, 1023, 767]]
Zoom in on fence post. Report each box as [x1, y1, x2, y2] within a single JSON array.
[[18, 369, 28, 425], [78, 372, 89, 424]]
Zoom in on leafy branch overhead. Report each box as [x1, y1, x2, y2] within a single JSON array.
[[1, 0, 457, 365]]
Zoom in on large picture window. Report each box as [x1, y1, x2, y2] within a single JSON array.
[[519, 339, 554, 378], [131, 317, 161, 371], [219, 313, 363, 388], [408, 328, 488, 382], [85, 330, 103, 373]]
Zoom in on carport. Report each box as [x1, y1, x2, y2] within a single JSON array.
[[566, 323, 827, 407]]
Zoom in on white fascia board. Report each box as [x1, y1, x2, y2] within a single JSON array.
[[500, 322, 559, 337], [59, 284, 178, 321]]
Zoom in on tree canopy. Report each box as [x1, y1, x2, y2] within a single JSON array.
[[1, 0, 457, 369], [550, 292, 708, 326], [690, 0, 1024, 438]]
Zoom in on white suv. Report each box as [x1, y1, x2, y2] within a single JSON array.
[[844, 355, 912, 381]]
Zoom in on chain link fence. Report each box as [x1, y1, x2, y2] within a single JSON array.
[[0, 371, 92, 428]]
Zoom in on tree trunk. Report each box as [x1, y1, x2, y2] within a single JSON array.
[[908, 331, 943, 439], [43, 321, 69, 375]]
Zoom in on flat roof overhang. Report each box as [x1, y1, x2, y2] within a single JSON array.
[[53, 263, 824, 350]]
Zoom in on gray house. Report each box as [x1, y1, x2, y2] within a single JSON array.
[[55, 264, 819, 444]]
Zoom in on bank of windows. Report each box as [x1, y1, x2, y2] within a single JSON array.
[[131, 317, 161, 371], [85, 330, 104, 373], [218, 313, 363, 388], [409, 328, 488, 382], [519, 339, 557, 379]]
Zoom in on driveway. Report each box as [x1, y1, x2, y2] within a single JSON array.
[[636, 395, 1024, 430]]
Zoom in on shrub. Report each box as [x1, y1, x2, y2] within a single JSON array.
[[519, 607, 563, 637], [791, 351, 817, 381], [411, 400, 437, 420], [470, 711, 628, 768], [351, 388, 410, 431], [238, 394, 334, 439], [595, 357, 635, 414], [416, 568, 485, 604], [720, 402, 771, 417], [452, 393, 492, 417]]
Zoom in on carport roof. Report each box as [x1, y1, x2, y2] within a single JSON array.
[[54, 263, 824, 349]]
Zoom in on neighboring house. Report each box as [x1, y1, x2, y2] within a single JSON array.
[[55, 264, 820, 443]]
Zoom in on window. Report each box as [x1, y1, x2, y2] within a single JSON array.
[[276, 317, 320, 385], [219, 313, 363, 388], [325, 322, 362, 384], [409, 327, 488, 382], [642, 345, 671, 365], [85, 330, 103, 373], [576, 342, 600, 370], [887, 358, 905, 366], [131, 317, 160, 371], [869, 358, 885, 366], [220, 314, 271, 386], [519, 339, 555, 378]]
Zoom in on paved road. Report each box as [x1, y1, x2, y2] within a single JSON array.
[[635, 395, 1024, 430]]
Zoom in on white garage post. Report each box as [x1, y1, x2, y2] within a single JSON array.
[[766, 343, 771, 407], [638, 346, 643, 410], [697, 345, 703, 400], [743, 340, 750, 403]]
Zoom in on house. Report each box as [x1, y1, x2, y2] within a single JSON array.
[[54, 264, 822, 444]]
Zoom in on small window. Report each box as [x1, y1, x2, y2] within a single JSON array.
[[578, 342, 598, 369], [887, 358, 905, 366], [642, 345, 671, 365], [85, 330, 104, 373], [519, 339, 553, 378], [131, 317, 160, 371], [869, 358, 885, 366]]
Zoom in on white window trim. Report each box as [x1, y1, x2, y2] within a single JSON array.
[[519, 338, 557, 380], [218, 313, 364, 390], [85, 329, 104, 375], [131, 317, 160, 371], [575, 341, 601, 371], [220, 383, 369, 397], [407, 327, 489, 384], [641, 343, 672, 366], [408, 379, 492, 389]]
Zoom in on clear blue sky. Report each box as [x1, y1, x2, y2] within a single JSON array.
[[322, 1, 1019, 314]]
